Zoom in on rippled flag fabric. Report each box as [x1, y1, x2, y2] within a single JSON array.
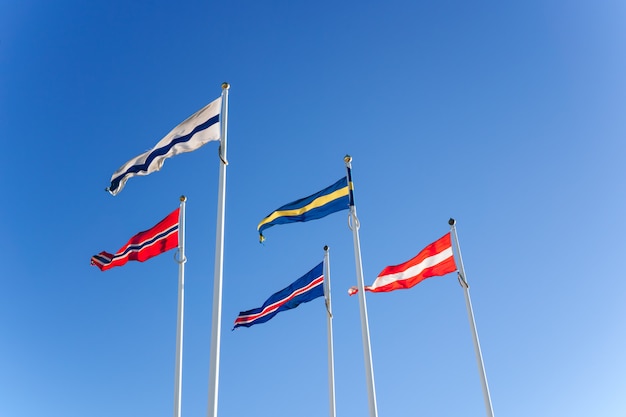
[[91, 208, 180, 271], [234, 262, 324, 329], [369, 233, 457, 292], [349, 233, 457, 295], [257, 177, 350, 241], [107, 97, 221, 195]]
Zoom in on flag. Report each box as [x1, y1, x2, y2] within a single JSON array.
[[107, 97, 222, 195], [351, 233, 457, 294], [91, 208, 180, 271], [257, 177, 350, 241], [234, 262, 324, 329]]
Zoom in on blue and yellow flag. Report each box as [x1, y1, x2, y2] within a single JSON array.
[[258, 177, 351, 241]]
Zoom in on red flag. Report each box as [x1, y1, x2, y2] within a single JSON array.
[[352, 233, 457, 295], [91, 208, 180, 271]]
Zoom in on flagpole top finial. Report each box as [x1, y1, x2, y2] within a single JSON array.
[[180, 195, 187, 202], [221, 82, 230, 90], [344, 155, 352, 164], [448, 218, 456, 226], [324, 245, 329, 251]]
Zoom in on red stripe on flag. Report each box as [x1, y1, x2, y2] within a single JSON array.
[[234, 276, 324, 325], [91, 208, 180, 271], [366, 232, 457, 293]]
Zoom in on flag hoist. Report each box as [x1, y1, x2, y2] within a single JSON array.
[[207, 82, 230, 417], [344, 155, 379, 417], [449, 218, 495, 417]]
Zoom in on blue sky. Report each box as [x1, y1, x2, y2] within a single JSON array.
[[2, 1, 626, 416]]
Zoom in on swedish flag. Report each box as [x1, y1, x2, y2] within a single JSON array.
[[258, 177, 351, 241]]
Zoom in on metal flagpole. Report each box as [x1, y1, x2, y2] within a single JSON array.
[[344, 155, 379, 417], [323, 246, 336, 417], [207, 83, 229, 417], [448, 218, 494, 417], [173, 196, 187, 417]]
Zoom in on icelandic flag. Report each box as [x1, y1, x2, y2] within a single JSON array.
[[91, 208, 179, 271], [234, 262, 324, 329], [107, 96, 222, 195], [257, 177, 351, 242]]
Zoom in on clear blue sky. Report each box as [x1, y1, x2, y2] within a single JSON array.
[[2, 1, 626, 416]]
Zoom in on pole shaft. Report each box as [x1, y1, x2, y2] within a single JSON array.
[[345, 157, 378, 417], [173, 197, 187, 417], [449, 222, 494, 417], [323, 247, 336, 417], [207, 84, 229, 417]]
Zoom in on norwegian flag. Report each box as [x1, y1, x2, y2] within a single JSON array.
[[91, 208, 179, 271]]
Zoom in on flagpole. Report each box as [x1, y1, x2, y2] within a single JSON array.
[[448, 218, 494, 417], [207, 83, 229, 417], [344, 155, 379, 417], [323, 246, 336, 417], [173, 196, 187, 417]]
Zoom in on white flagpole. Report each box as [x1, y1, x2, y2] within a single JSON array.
[[323, 246, 336, 417], [448, 218, 494, 417], [344, 155, 379, 417], [207, 83, 229, 417], [173, 196, 187, 417]]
